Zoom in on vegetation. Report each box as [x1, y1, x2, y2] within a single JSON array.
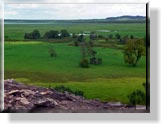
[[53, 85, 84, 96], [43, 30, 59, 39], [24, 29, 41, 39], [48, 48, 57, 58], [128, 89, 146, 107], [5, 23, 146, 41], [124, 39, 145, 66], [4, 21, 146, 104]]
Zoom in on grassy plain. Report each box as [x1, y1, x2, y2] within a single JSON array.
[[4, 22, 146, 104], [5, 23, 146, 40], [4, 41, 146, 104]]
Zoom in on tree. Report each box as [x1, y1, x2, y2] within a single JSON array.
[[124, 39, 145, 66], [79, 42, 89, 68], [60, 29, 70, 38], [128, 90, 146, 109], [98, 35, 104, 39], [108, 34, 113, 39], [43, 30, 59, 39], [115, 33, 121, 39], [48, 48, 57, 58], [32, 29, 40, 39], [77, 34, 85, 42], [130, 35, 134, 39]]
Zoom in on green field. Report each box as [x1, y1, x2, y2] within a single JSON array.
[[5, 23, 146, 40], [4, 23, 146, 104]]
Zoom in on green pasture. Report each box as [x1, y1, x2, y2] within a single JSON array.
[[5, 23, 146, 40], [4, 41, 146, 103]]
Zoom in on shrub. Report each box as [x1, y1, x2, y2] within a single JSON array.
[[124, 39, 145, 66], [24, 29, 41, 39], [43, 30, 59, 39], [90, 57, 102, 65], [79, 58, 89, 68], [130, 35, 134, 39], [48, 48, 57, 58], [128, 90, 146, 107], [24, 33, 33, 39], [98, 35, 104, 39], [60, 29, 70, 38], [32, 29, 40, 39], [77, 34, 84, 42], [115, 33, 121, 39], [108, 34, 113, 39], [54, 86, 84, 96]]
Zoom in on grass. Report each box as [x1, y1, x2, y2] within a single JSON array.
[[5, 23, 146, 40], [5, 41, 146, 103], [4, 22, 146, 104]]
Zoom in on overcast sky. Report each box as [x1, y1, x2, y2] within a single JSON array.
[[4, 3, 146, 20]]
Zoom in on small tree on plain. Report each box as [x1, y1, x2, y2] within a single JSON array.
[[124, 39, 145, 66]]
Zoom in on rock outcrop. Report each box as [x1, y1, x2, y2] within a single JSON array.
[[4, 79, 147, 113]]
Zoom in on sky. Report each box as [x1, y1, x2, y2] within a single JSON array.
[[4, 3, 146, 20]]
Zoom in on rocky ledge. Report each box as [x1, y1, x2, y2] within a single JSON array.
[[3, 79, 147, 113]]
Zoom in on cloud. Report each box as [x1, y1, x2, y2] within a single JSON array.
[[4, 3, 146, 20], [4, 0, 148, 4]]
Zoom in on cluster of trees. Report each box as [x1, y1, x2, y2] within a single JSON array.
[[24, 29, 70, 40], [77, 35, 102, 68], [24, 30, 41, 39]]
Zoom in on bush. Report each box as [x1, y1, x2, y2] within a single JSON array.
[[60, 29, 70, 38], [79, 58, 89, 68], [108, 34, 113, 39], [43, 30, 59, 39], [77, 34, 84, 42], [130, 35, 134, 39], [24, 29, 41, 39], [128, 90, 146, 107], [24, 33, 33, 39], [32, 29, 40, 39], [90, 57, 102, 65], [54, 85, 84, 96], [98, 35, 104, 39], [115, 33, 121, 39], [48, 48, 57, 58], [124, 39, 145, 66]]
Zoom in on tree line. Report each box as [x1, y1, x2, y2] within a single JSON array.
[[24, 29, 70, 40]]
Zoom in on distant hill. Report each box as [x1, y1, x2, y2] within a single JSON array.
[[5, 15, 146, 24], [106, 15, 146, 21]]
